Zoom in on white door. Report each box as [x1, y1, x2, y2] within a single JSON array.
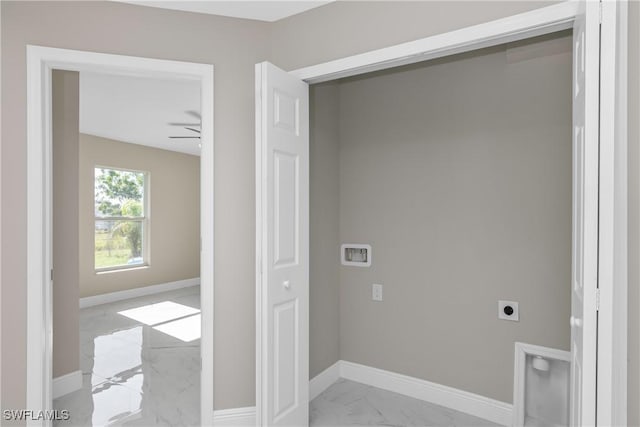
[[256, 61, 309, 426], [570, 1, 600, 425]]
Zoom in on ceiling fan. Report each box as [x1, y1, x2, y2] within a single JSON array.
[[169, 110, 201, 139]]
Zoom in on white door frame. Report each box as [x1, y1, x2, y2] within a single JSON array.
[[26, 46, 215, 427], [256, 0, 627, 424], [596, 1, 628, 425]]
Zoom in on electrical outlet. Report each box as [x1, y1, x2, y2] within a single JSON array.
[[498, 300, 519, 321], [372, 284, 383, 301]]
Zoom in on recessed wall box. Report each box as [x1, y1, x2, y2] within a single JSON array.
[[341, 244, 371, 267]]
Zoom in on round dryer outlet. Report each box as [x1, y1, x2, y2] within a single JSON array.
[[498, 300, 519, 321]]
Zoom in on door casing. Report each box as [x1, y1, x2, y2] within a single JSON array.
[[255, 1, 628, 425], [25, 46, 215, 427]]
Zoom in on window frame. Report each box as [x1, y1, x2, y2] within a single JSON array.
[[94, 165, 150, 273]]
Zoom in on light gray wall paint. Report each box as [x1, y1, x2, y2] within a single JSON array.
[[269, 1, 559, 71], [282, 1, 637, 414], [3, 1, 557, 413], [285, 0, 565, 390], [627, 1, 639, 424], [1, 0, 268, 412], [2, 0, 638, 417], [52, 70, 80, 379], [78, 134, 200, 298], [334, 36, 572, 404], [309, 83, 341, 378]]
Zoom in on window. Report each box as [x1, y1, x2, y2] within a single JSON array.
[[94, 167, 148, 271]]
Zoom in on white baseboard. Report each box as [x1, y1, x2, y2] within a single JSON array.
[[224, 361, 512, 426], [212, 406, 256, 426], [310, 360, 341, 401], [339, 361, 513, 426], [53, 370, 82, 399], [79, 277, 200, 308]]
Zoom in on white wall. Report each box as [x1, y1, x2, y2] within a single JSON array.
[[627, 1, 639, 424]]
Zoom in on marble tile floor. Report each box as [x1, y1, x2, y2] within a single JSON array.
[[56, 286, 496, 427], [53, 286, 201, 427], [310, 379, 500, 427]]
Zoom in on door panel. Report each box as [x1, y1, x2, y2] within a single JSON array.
[[273, 299, 299, 419], [570, 2, 599, 426], [274, 151, 299, 267], [256, 61, 309, 426]]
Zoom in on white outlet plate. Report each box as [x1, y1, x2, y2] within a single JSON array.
[[372, 284, 383, 301], [498, 300, 519, 321]]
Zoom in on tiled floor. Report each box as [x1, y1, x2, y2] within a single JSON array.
[[53, 286, 201, 426], [55, 287, 497, 427], [310, 379, 500, 427]]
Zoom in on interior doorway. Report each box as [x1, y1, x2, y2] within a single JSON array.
[[25, 47, 214, 427], [51, 69, 204, 425]]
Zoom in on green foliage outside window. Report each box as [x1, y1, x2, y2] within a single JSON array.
[[95, 168, 146, 269]]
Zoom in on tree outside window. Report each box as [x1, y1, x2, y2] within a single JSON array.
[[94, 167, 148, 271]]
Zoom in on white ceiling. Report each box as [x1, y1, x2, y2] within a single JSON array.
[[80, 72, 202, 156], [116, 0, 333, 22], [82, 1, 335, 155]]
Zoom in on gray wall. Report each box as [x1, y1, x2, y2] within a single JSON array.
[[287, 0, 565, 390], [280, 1, 637, 417], [309, 83, 341, 378], [310, 35, 573, 404], [78, 133, 200, 298], [3, 0, 554, 412], [1, 0, 268, 412], [52, 70, 80, 379], [1, 0, 638, 418], [269, 1, 558, 71]]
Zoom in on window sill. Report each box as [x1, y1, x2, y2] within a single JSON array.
[[95, 264, 149, 275]]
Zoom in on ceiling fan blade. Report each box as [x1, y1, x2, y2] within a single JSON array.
[[168, 122, 200, 126], [184, 127, 201, 134], [185, 110, 201, 120]]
